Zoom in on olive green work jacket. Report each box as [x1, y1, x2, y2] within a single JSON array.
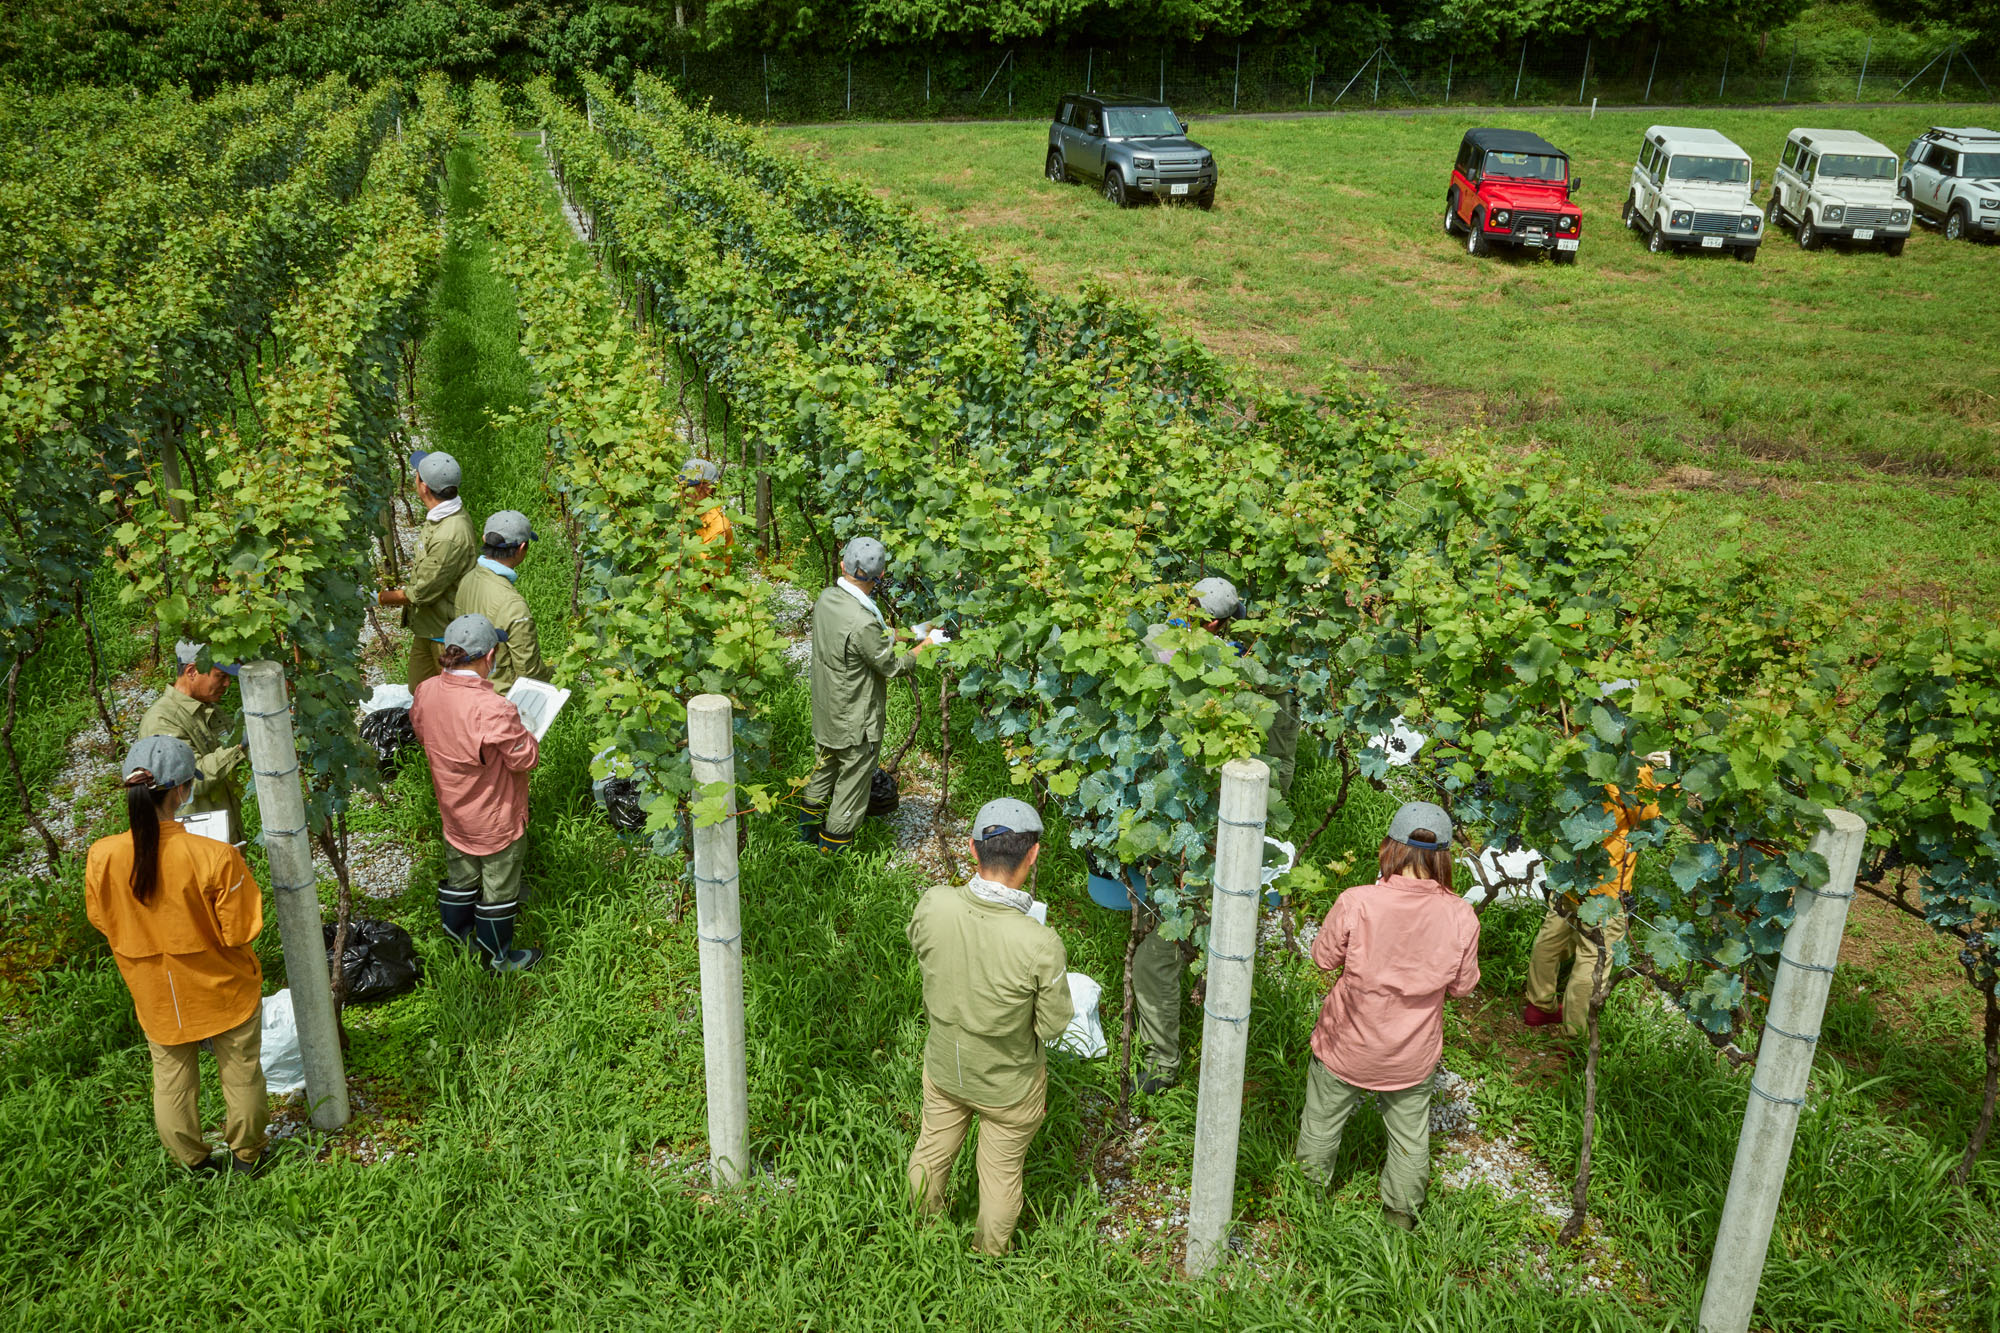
[[405, 505, 480, 640], [137, 686, 243, 830], [453, 562, 546, 694], [907, 880, 1074, 1108], [808, 582, 917, 749]]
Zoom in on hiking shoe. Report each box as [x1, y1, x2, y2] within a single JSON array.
[[1382, 1207, 1417, 1232], [229, 1150, 275, 1179], [184, 1156, 225, 1180], [1522, 1001, 1564, 1028], [1138, 1069, 1175, 1095]]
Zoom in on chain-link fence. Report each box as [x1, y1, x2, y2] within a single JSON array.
[[656, 35, 1997, 124]]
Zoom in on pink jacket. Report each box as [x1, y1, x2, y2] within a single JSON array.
[[1309, 874, 1481, 1091], [410, 671, 538, 855]]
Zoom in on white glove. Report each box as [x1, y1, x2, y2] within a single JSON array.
[[927, 628, 950, 646]]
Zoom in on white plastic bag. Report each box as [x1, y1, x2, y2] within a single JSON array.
[[1459, 846, 1547, 907], [260, 989, 306, 1095], [1052, 972, 1108, 1059], [360, 683, 413, 715]]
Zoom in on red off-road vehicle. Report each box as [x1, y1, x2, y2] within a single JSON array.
[[1444, 127, 1584, 264]]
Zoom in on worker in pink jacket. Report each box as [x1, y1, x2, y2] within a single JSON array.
[[1295, 800, 1480, 1230], [410, 613, 542, 972]]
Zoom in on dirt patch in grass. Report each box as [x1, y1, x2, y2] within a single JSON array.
[[1838, 883, 1970, 1035]]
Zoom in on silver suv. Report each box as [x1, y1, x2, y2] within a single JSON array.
[[1766, 128, 1911, 254], [1047, 95, 1217, 209], [1901, 127, 2000, 243]]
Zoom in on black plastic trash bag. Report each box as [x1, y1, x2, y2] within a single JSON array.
[[359, 707, 418, 778], [323, 919, 423, 1004], [597, 777, 647, 833], [867, 767, 900, 819]]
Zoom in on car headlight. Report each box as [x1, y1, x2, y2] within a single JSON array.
[[1740, 214, 1760, 233], [1670, 210, 1692, 229], [1132, 156, 1155, 170], [1893, 210, 1910, 224], [1822, 206, 1844, 222], [1492, 209, 1511, 226], [1558, 215, 1575, 231], [1982, 197, 2000, 209]]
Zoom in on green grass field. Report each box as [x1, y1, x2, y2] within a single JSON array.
[[781, 107, 2000, 608], [1, 133, 1997, 1331]]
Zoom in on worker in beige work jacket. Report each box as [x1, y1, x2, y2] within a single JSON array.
[[376, 450, 479, 687], [453, 510, 547, 694], [137, 640, 244, 843], [906, 797, 1073, 1255], [798, 535, 943, 852]]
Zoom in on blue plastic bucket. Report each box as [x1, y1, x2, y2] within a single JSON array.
[[1085, 862, 1148, 912]]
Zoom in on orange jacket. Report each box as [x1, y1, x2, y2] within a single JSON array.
[[1595, 768, 1662, 899], [85, 823, 263, 1045]]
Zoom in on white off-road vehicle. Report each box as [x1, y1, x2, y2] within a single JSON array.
[[1901, 127, 2000, 243], [1766, 128, 1911, 254], [1623, 126, 1763, 262]]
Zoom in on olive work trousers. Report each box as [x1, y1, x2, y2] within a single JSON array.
[[147, 1006, 268, 1167], [445, 833, 529, 906], [407, 633, 442, 689], [1293, 1056, 1433, 1216], [802, 739, 880, 841], [907, 1067, 1048, 1255], [1524, 907, 1629, 1037]]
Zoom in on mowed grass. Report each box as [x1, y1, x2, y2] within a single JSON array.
[[778, 108, 2000, 607]]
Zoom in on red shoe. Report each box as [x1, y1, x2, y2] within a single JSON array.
[[1522, 1002, 1564, 1028]]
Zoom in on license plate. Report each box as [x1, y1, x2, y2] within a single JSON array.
[[1701, 236, 1724, 248], [1852, 227, 1874, 240], [1170, 183, 1189, 196], [1557, 238, 1579, 251]]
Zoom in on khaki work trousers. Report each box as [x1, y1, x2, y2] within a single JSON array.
[[1131, 927, 1186, 1083], [907, 1067, 1048, 1255], [1525, 907, 1629, 1037], [407, 634, 442, 688], [445, 834, 530, 905], [147, 1006, 268, 1167], [802, 739, 879, 841], [1293, 1055, 1432, 1216]]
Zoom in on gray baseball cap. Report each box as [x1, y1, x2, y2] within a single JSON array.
[[483, 510, 537, 547], [174, 640, 239, 676], [973, 797, 1043, 840], [1192, 576, 1242, 619], [123, 735, 198, 791], [410, 450, 462, 492], [841, 536, 888, 580], [437, 613, 507, 658], [681, 457, 720, 484], [1387, 800, 1453, 849]]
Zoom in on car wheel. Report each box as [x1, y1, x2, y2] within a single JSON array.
[[1552, 249, 1577, 265], [1646, 223, 1667, 254], [1103, 169, 1129, 208], [1896, 179, 1913, 201], [1798, 215, 1819, 250], [1884, 237, 1906, 257], [1466, 210, 1488, 256], [1196, 190, 1215, 211], [1733, 245, 1757, 264], [1945, 207, 1966, 241], [1046, 149, 1069, 185], [1622, 195, 1638, 230], [1765, 192, 1785, 230], [1444, 190, 1461, 235]]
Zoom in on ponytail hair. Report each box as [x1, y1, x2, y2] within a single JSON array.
[[123, 772, 179, 905]]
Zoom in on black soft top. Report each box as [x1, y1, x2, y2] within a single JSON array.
[[1463, 127, 1568, 159]]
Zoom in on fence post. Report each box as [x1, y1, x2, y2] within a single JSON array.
[[1697, 809, 1867, 1333], [1161, 52, 1166, 102], [1514, 39, 1528, 101], [1086, 47, 1093, 94], [846, 60, 852, 115], [239, 662, 349, 1131], [1233, 43, 1242, 110], [688, 694, 749, 1187], [763, 53, 770, 112], [1373, 44, 1382, 102], [1858, 38, 1871, 99], [1307, 45, 1315, 106], [1719, 46, 1730, 99], [1782, 38, 1797, 101], [925, 63, 930, 104], [1445, 51, 1454, 104], [1579, 37, 1591, 103], [1184, 757, 1270, 1277], [1941, 43, 1956, 95]]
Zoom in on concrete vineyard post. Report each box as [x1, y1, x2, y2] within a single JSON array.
[[1184, 757, 1270, 1277], [1698, 809, 1867, 1333], [239, 662, 349, 1130], [689, 694, 749, 1187]]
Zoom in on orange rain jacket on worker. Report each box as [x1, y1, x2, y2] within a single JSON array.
[[84, 823, 263, 1045], [1594, 770, 1662, 898]]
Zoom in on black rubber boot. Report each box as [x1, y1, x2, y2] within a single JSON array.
[[815, 828, 855, 854], [797, 803, 826, 845], [473, 900, 543, 973], [437, 880, 478, 948]]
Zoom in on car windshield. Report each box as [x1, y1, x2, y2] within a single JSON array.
[[1667, 154, 1752, 184], [1961, 151, 2000, 177], [1483, 151, 1566, 181], [1819, 153, 1897, 180], [1104, 107, 1182, 138]]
